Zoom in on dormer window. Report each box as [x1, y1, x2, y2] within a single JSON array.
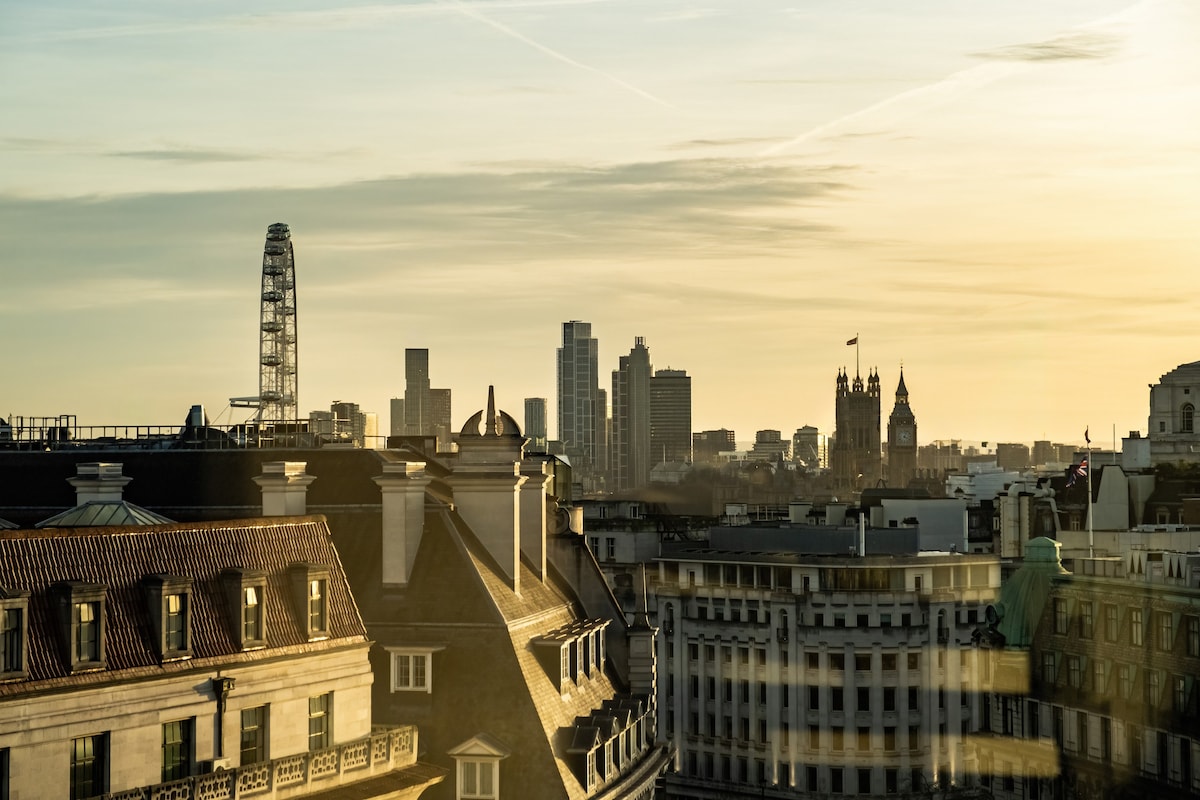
[[224, 569, 268, 650], [0, 589, 30, 680], [53, 582, 108, 672], [146, 575, 193, 661], [289, 563, 332, 641]]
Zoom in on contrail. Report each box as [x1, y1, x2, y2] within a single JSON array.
[[442, 0, 677, 110], [760, 0, 1149, 157]]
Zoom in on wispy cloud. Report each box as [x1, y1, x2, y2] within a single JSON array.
[[973, 31, 1121, 62], [666, 137, 781, 151], [0, 277, 239, 314], [110, 148, 265, 164]]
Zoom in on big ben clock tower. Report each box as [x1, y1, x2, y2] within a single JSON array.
[[887, 369, 917, 488]]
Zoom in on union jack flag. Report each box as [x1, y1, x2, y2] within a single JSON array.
[[1067, 459, 1088, 488]]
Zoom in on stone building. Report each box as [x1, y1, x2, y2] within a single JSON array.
[[832, 369, 882, 492], [0, 509, 439, 799]]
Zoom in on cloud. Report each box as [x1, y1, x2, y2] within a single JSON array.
[[665, 137, 782, 151], [110, 148, 265, 164], [973, 31, 1121, 62]]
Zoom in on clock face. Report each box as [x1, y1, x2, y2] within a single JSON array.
[[897, 428, 913, 444]]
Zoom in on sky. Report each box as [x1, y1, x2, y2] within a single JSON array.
[[2, 0, 1198, 447]]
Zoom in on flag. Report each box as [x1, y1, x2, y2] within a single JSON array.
[[1067, 459, 1088, 488], [846, 337, 858, 346], [1084, 427, 1091, 446]]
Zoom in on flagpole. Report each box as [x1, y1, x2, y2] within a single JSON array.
[[1086, 427, 1093, 559], [856, 333, 860, 378]]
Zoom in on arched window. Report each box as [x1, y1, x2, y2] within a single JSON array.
[[1182, 403, 1194, 433]]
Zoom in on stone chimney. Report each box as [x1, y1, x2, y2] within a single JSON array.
[[448, 387, 528, 593], [519, 460, 552, 582], [374, 461, 430, 587], [68, 462, 131, 504], [253, 462, 316, 516]]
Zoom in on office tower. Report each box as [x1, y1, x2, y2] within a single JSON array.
[[650, 369, 691, 465], [429, 388, 451, 449], [612, 337, 652, 491], [525, 397, 548, 450], [831, 367, 882, 490], [389, 398, 405, 437], [886, 369, 918, 487], [749, 429, 789, 461], [693, 429, 736, 464], [793, 425, 824, 469], [403, 349, 430, 435], [557, 321, 600, 484], [595, 387, 609, 480]]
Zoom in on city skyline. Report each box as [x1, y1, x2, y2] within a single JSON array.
[[2, 0, 1196, 444]]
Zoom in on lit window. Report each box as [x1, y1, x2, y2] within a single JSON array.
[[243, 587, 261, 642], [161, 719, 193, 783], [289, 564, 332, 640], [146, 575, 193, 660], [390, 649, 433, 693], [458, 759, 499, 799], [75, 602, 101, 664], [70, 733, 108, 800], [309, 694, 331, 751], [308, 579, 327, 633], [165, 594, 187, 652], [239, 706, 268, 765]]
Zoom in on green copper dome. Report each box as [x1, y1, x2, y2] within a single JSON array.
[[993, 537, 1068, 648]]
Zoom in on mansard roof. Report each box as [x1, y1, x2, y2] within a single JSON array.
[[0, 516, 367, 694]]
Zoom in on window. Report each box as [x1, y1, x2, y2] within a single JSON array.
[[309, 693, 332, 751], [1042, 653, 1056, 684], [307, 579, 327, 634], [1118, 663, 1133, 698], [1080, 602, 1094, 639], [605, 538, 615, 561], [165, 593, 188, 652], [459, 760, 497, 799], [1093, 659, 1107, 693], [243, 587, 262, 642], [0, 747, 8, 800], [1173, 676, 1188, 713], [240, 706, 268, 765], [1067, 656, 1082, 689], [1053, 598, 1069, 635], [1183, 403, 1194, 433], [161, 719, 193, 783], [224, 569, 267, 649], [70, 734, 107, 800], [1131, 609, 1144, 646], [832, 688, 844, 711], [0, 593, 28, 678], [75, 602, 101, 664], [1157, 612, 1173, 652], [1147, 670, 1162, 706], [390, 649, 433, 692], [1104, 605, 1119, 642], [1190, 616, 1200, 657]]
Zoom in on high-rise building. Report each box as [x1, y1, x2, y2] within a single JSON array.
[[831, 368, 882, 490], [429, 387, 451, 449], [650, 368, 692, 465], [612, 337, 653, 491], [557, 321, 600, 486], [792, 425, 824, 469], [524, 397, 548, 450], [886, 369, 917, 488], [389, 397, 405, 437], [403, 349, 430, 435], [693, 429, 736, 464], [749, 429, 790, 461]]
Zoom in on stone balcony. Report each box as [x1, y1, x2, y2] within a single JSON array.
[[102, 725, 443, 800]]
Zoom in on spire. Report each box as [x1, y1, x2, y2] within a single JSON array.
[[485, 384, 498, 435], [896, 368, 908, 399]]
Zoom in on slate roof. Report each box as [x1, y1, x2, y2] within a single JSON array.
[[0, 516, 367, 695]]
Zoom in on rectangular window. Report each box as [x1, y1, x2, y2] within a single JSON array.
[[1080, 602, 1094, 639], [0, 748, 8, 800], [1104, 605, 1119, 642], [164, 593, 187, 652], [1189, 616, 1200, 657], [74, 602, 101, 663], [70, 734, 107, 800], [392, 651, 430, 692], [242, 587, 261, 642], [1042, 652, 1056, 684], [1173, 676, 1187, 713], [161, 719, 193, 783], [0, 607, 22, 674], [240, 706, 268, 765], [460, 760, 497, 799], [605, 538, 615, 560], [1053, 598, 1069, 635], [1157, 612, 1174, 652], [308, 579, 327, 634], [1068, 656, 1082, 689], [1118, 663, 1132, 698], [1093, 660, 1106, 693], [1131, 609, 1144, 646], [309, 693, 332, 751]]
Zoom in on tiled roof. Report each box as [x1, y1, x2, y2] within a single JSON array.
[[0, 516, 367, 694]]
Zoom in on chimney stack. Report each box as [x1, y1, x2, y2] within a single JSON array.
[[253, 462, 316, 516], [69, 462, 131, 505]]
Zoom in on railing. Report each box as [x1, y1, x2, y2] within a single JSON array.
[[101, 726, 416, 800], [0, 417, 326, 451]]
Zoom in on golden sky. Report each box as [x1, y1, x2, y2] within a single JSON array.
[[1, 0, 1196, 445]]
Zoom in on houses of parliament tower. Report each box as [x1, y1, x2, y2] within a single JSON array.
[[831, 368, 881, 490]]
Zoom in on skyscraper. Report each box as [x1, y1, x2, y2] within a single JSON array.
[[429, 388, 452, 450], [612, 336, 652, 491], [403, 349, 430, 435], [649, 368, 691, 464], [831, 367, 882, 490], [556, 321, 600, 485], [524, 397, 548, 450]]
